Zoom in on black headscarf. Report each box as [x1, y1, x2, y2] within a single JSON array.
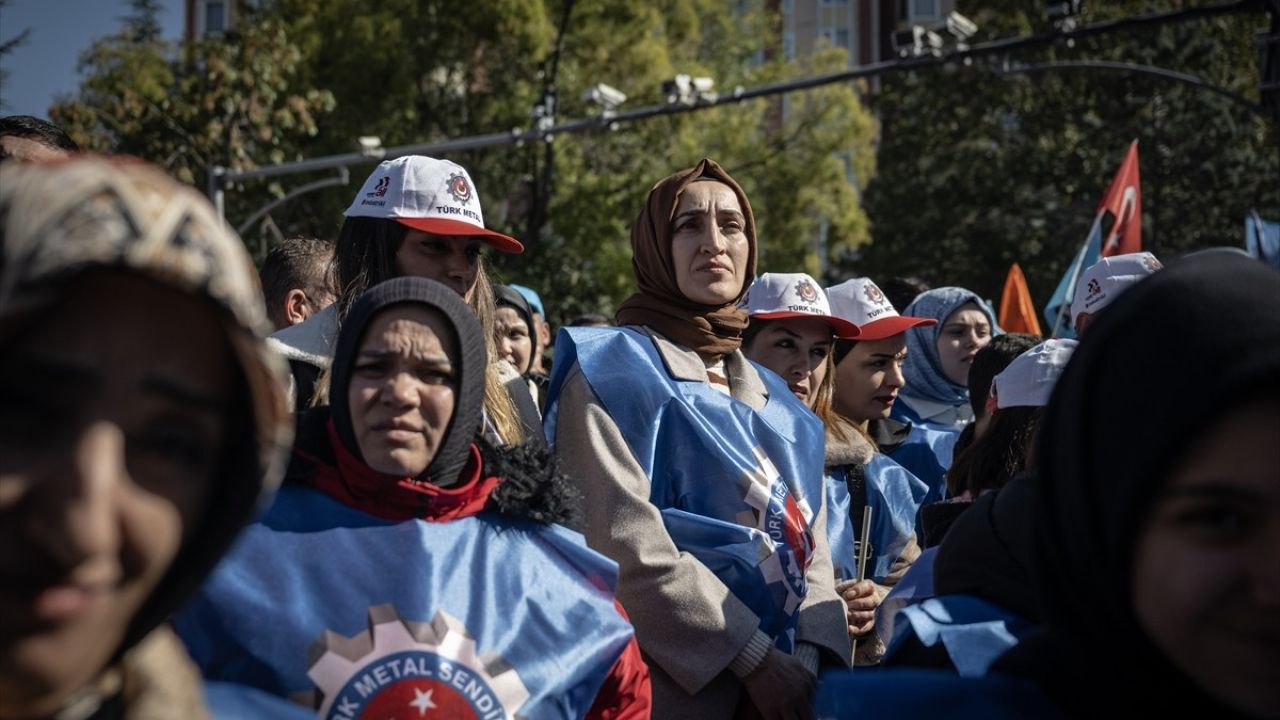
[[329, 277, 486, 487], [995, 251, 1280, 714]]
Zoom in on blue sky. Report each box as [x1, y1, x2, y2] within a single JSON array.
[[1, 0, 184, 117]]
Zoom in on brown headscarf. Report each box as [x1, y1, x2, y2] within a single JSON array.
[[616, 158, 758, 361]]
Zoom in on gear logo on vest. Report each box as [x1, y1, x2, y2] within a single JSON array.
[[794, 278, 819, 305], [446, 173, 472, 204], [304, 604, 529, 720], [740, 447, 814, 616], [1086, 278, 1102, 298], [863, 283, 887, 305]]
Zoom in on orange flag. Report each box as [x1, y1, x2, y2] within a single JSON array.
[[999, 262, 1043, 336]]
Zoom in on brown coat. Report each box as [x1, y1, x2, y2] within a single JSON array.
[[552, 327, 850, 719]]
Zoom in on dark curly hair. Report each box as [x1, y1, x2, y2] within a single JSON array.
[[481, 439, 578, 526]]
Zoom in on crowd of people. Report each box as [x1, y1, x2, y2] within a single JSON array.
[[1, 114, 1277, 720]]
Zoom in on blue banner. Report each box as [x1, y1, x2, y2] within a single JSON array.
[[883, 595, 1033, 677], [545, 327, 826, 650], [1246, 212, 1280, 269], [1043, 221, 1102, 338], [176, 487, 634, 720], [827, 454, 929, 582]]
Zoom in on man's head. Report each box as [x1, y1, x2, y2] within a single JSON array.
[[259, 237, 336, 330], [0, 116, 79, 163]]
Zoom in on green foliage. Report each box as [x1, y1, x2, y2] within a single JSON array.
[[48, 13, 335, 249], [494, 0, 878, 322], [45, 0, 878, 321], [851, 0, 1279, 309]]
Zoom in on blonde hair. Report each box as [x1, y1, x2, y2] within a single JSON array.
[[471, 262, 524, 444]]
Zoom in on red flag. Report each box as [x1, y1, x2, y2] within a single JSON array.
[[999, 262, 1043, 336], [1098, 140, 1141, 257]]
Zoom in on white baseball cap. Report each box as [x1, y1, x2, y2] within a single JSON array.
[[824, 277, 936, 341], [1070, 252, 1161, 325], [344, 155, 523, 253], [992, 338, 1078, 409], [745, 272, 860, 339]]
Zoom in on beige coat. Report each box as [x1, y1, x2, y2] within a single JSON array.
[[552, 327, 850, 719]]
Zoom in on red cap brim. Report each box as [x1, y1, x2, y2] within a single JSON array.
[[396, 217, 524, 254], [856, 315, 936, 341], [751, 311, 861, 339]]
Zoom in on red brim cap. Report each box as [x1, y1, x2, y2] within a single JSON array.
[[752, 311, 861, 340], [856, 315, 936, 341], [396, 217, 524, 254]]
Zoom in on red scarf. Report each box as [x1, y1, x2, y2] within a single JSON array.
[[302, 418, 502, 522]]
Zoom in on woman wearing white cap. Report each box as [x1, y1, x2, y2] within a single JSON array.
[[881, 339, 1077, 676], [740, 272, 860, 415], [545, 161, 850, 718], [788, 277, 938, 663], [269, 155, 539, 445]]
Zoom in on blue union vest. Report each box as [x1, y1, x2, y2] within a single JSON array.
[[826, 453, 929, 583], [544, 327, 827, 651], [175, 487, 634, 720]]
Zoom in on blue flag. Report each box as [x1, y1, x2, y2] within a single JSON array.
[[175, 487, 634, 720], [1246, 211, 1280, 269], [1042, 219, 1101, 339]]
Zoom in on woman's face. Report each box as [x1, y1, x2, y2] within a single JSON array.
[[743, 318, 832, 409], [495, 305, 533, 375], [936, 302, 992, 386], [833, 335, 908, 424], [1131, 396, 1280, 717], [670, 180, 750, 306], [394, 231, 483, 299], [348, 306, 458, 477], [0, 272, 231, 717]]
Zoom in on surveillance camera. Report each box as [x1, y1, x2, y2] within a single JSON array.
[[691, 77, 715, 93], [662, 74, 693, 104], [584, 83, 627, 110], [357, 136, 384, 158], [945, 12, 978, 41]]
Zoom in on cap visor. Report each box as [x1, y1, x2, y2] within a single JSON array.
[[396, 217, 524, 254], [751, 310, 861, 339], [856, 315, 936, 341]]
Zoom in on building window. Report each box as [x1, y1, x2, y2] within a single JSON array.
[[910, 0, 939, 21], [783, 31, 795, 61], [821, 28, 850, 49], [205, 1, 226, 35], [820, 0, 850, 4]]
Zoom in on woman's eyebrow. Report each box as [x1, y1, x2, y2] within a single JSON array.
[[142, 375, 227, 412], [1160, 483, 1265, 503], [673, 208, 707, 225]]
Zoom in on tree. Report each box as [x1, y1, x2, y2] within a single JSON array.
[[49, 9, 335, 255], [46, 1, 878, 319], [0, 0, 32, 112], [846, 0, 1279, 311], [241, 0, 878, 322]]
